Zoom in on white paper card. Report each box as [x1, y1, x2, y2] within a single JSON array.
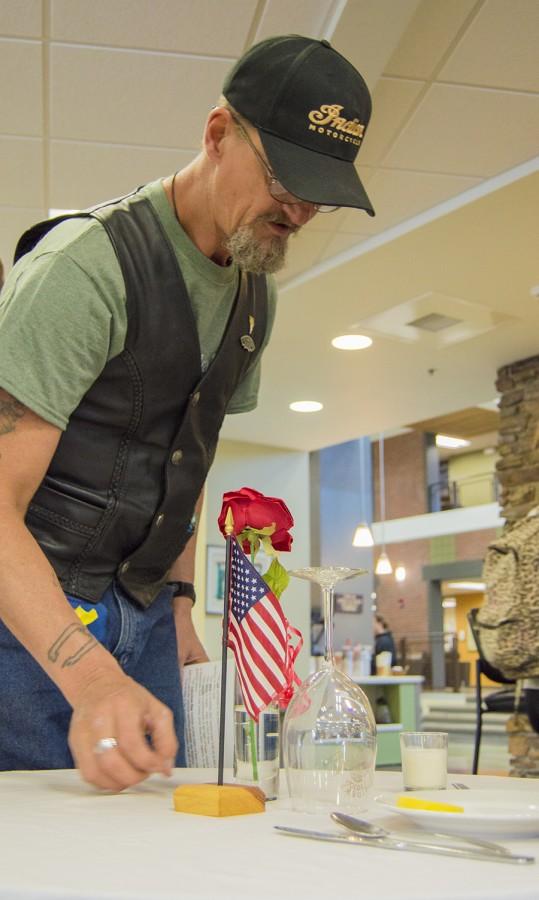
[[182, 658, 235, 768]]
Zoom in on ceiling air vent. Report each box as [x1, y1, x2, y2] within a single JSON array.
[[406, 312, 462, 332]]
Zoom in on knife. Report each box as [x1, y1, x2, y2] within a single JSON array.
[[274, 826, 535, 865]]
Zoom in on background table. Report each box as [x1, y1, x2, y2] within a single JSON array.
[[353, 675, 424, 765], [0, 768, 537, 900]]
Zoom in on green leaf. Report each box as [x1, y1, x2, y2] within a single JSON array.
[[262, 558, 290, 600], [260, 535, 277, 558]]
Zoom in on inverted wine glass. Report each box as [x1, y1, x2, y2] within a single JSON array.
[[282, 566, 377, 813]]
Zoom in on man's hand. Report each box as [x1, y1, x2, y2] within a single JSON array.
[[173, 595, 209, 669], [68, 672, 178, 791]]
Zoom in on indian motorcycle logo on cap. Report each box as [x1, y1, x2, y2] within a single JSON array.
[[307, 104, 366, 147]]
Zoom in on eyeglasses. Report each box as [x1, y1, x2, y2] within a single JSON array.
[[229, 112, 339, 214]]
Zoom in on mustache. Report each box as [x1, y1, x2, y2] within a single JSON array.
[[256, 213, 300, 233]]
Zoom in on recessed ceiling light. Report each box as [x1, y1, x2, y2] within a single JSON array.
[[331, 334, 373, 350], [435, 434, 471, 449], [289, 400, 323, 413]]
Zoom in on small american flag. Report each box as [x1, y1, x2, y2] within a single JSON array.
[[227, 538, 289, 722]]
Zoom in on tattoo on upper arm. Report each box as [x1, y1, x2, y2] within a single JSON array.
[[48, 623, 98, 668], [0, 396, 26, 436]]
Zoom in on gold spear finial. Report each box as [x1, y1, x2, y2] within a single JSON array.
[[224, 507, 235, 536]]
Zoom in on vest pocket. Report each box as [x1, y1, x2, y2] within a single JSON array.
[[27, 477, 108, 532]]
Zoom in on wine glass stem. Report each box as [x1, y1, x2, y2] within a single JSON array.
[[322, 586, 335, 665]]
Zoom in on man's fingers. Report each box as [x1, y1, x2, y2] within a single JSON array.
[[113, 702, 177, 775], [142, 703, 178, 768]]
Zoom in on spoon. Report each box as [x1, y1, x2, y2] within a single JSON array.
[[330, 811, 512, 857]]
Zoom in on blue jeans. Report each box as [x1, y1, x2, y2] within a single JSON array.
[[0, 581, 186, 770]]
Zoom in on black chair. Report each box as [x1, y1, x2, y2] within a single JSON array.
[[467, 608, 527, 774]]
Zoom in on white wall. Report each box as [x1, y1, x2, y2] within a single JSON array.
[[198, 438, 312, 681]]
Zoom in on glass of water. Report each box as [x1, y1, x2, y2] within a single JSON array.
[[233, 674, 280, 800]]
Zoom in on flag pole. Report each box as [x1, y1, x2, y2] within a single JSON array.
[[217, 508, 234, 786]]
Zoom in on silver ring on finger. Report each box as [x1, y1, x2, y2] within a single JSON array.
[[94, 737, 119, 755]]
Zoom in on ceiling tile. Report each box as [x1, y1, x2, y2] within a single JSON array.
[[335, 203, 376, 235], [0, 138, 44, 206], [0, 39, 42, 135], [385, 0, 477, 79], [0, 206, 46, 278], [275, 230, 334, 285], [439, 0, 539, 92], [360, 77, 426, 166], [383, 83, 539, 176], [255, 0, 334, 42], [49, 45, 231, 146], [303, 210, 343, 235], [50, 142, 196, 209], [0, 0, 41, 37], [319, 231, 371, 262], [338, 168, 481, 234], [51, 0, 258, 56], [331, 0, 422, 90]]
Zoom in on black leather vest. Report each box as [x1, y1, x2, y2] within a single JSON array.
[[15, 189, 268, 607]]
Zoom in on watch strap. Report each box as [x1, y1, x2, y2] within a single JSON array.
[[167, 580, 196, 604]]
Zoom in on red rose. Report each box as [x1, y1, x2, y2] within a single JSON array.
[[218, 486, 294, 552]]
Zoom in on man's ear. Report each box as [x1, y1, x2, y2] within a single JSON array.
[[204, 107, 232, 163]]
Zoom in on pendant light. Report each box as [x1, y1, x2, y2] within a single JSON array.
[[352, 437, 374, 548], [352, 522, 374, 547], [395, 564, 406, 582], [375, 432, 393, 575]]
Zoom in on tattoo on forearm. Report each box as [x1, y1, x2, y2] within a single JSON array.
[[48, 623, 98, 668], [0, 396, 25, 435]]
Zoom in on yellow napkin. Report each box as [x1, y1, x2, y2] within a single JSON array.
[[397, 795, 464, 814]]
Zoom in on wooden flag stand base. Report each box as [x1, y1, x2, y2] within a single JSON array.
[[173, 783, 266, 817]]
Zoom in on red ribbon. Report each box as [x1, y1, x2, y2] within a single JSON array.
[[276, 620, 304, 710]]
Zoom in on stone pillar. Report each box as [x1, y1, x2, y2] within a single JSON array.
[[496, 354, 539, 774], [496, 354, 539, 523]]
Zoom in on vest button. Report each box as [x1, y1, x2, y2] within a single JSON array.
[[119, 561, 130, 574], [191, 391, 200, 406], [171, 449, 183, 465], [155, 513, 165, 527]]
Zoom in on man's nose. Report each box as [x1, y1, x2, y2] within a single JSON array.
[[282, 201, 318, 227]]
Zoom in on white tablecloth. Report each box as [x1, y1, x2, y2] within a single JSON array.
[[0, 768, 537, 900]]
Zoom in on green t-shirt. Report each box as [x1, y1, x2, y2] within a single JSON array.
[[0, 179, 276, 429]]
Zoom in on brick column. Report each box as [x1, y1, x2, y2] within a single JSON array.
[[496, 354, 539, 523]]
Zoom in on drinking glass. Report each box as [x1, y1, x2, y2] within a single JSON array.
[[400, 731, 448, 790], [282, 566, 377, 813], [233, 673, 280, 800]]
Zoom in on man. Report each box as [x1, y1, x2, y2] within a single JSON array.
[[0, 35, 374, 790], [372, 613, 397, 673]]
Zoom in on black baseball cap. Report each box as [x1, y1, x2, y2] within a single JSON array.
[[223, 34, 374, 215]]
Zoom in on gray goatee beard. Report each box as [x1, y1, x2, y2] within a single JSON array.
[[224, 215, 296, 275]]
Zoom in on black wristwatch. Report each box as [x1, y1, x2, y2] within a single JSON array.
[[167, 580, 196, 605]]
